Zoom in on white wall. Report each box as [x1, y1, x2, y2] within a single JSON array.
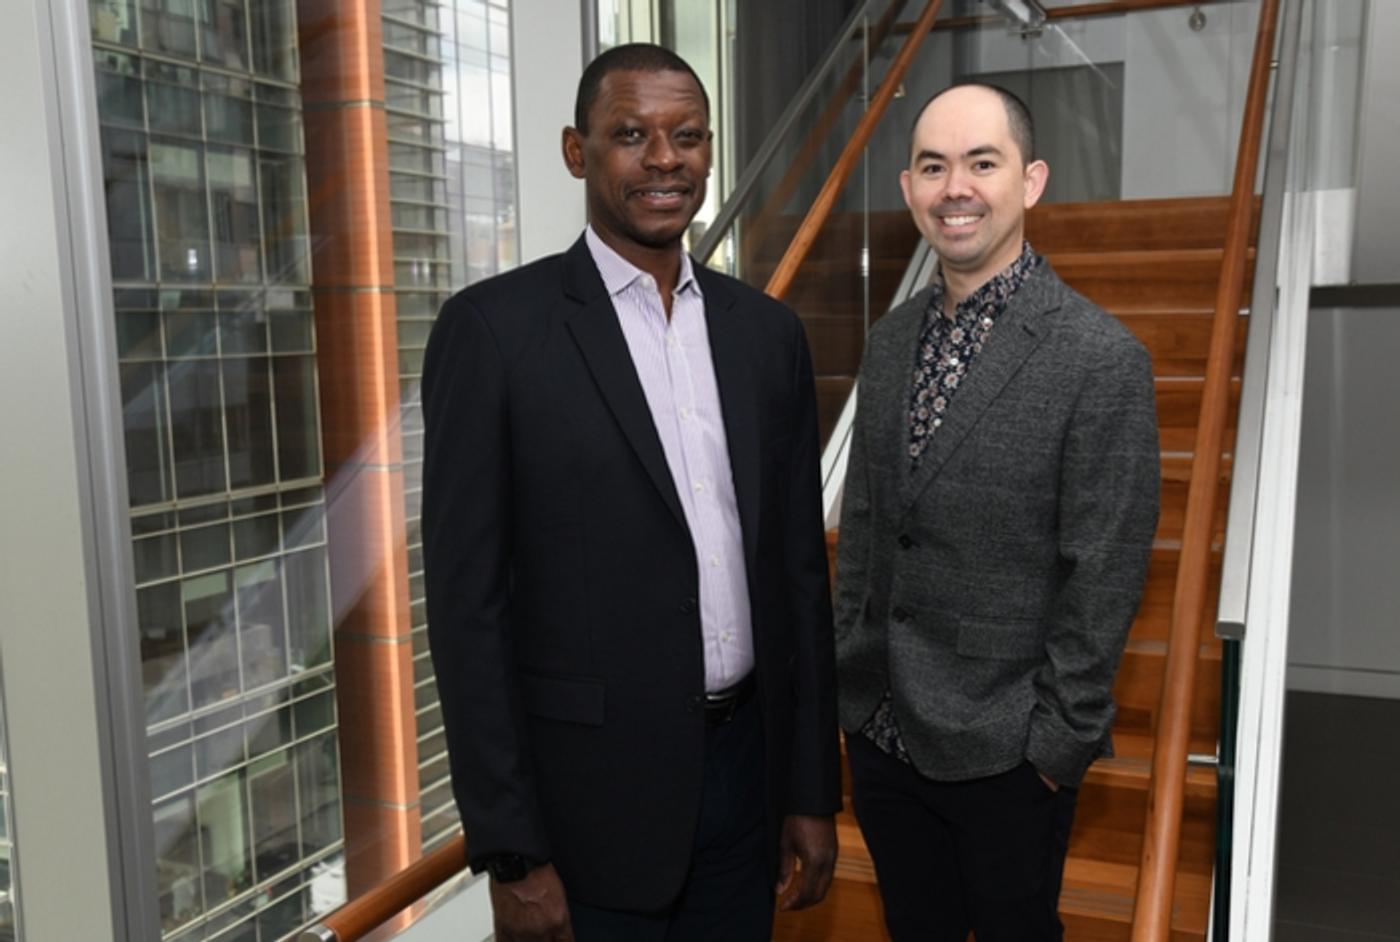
[[1121, 1, 1256, 199], [1288, 307, 1400, 699], [1350, 0, 1400, 284], [511, 0, 589, 262]]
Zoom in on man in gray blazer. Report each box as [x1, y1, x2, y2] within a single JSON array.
[[834, 84, 1160, 941]]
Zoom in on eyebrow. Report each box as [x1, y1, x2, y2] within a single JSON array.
[[912, 144, 1007, 163]]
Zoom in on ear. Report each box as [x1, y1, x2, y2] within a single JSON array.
[[899, 169, 914, 209], [1022, 159, 1049, 209], [562, 126, 586, 180]]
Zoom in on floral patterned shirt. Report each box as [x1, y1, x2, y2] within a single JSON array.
[[861, 241, 1040, 764]]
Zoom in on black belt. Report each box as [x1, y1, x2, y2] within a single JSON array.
[[704, 672, 756, 728]]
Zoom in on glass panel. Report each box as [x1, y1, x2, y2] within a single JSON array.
[[272, 355, 320, 482], [121, 359, 174, 505], [169, 358, 229, 498], [92, 0, 139, 46], [199, 0, 250, 71], [258, 155, 311, 284], [203, 73, 255, 146], [140, 0, 198, 59], [207, 147, 263, 284], [102, 128, 156, 282], [150, 139, 213, 282], [248, 0, 298, 81], [86, 0, 525, 935]]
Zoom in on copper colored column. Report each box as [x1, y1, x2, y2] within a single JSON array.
[[297, 0, 423, 906]]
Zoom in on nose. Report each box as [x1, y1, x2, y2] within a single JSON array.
[[643, 134, 681, 172], [942, 163, 974, 199]]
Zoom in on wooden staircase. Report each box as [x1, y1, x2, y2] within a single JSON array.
[[772, 195, 1257, 942]]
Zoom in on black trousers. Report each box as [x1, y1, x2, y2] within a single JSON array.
[[846, 732, 1077, 942], [567, 695, 773, 941]]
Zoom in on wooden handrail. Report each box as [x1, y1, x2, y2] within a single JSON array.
[[298, 834, 468, 942], [764, 0, 944, 302], [1129, 1, 1281, 940]]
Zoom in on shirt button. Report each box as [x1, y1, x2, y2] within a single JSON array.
[[680, 407, 690, 419], [685, 695, 703, 713], [898, 534, 914, 549], [693, 481, 704, 493], [892, 607, 911, 622], [721, 631, 731, 642], [680, 597, 698, 614], [710, 555, 720, 567]]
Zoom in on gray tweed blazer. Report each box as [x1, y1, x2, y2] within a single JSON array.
[[834, 259, 1160, 788]]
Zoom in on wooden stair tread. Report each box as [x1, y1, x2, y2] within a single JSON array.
[[1061, 858, 1212, 934]]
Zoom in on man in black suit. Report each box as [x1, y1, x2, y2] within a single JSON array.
[[421, 44, 840, 942]]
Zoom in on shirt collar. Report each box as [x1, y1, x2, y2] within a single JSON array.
[[585, 225, 702, 301], [929, 240, 1039, 321]]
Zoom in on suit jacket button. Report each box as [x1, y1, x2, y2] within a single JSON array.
[[685, 695, 703, 713], [891, 607, 910, 622], [680, 597, 698, 614], [898, 534, 914, 549]]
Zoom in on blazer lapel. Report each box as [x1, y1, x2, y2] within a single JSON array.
[[561, 238, 688, 532], [698, 268, 760, 565], [900, 265, 1061, 510]]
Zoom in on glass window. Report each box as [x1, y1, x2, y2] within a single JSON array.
[[103, 128, 157, 282], [272, 356, 320, 482], [140, 0, 198, 58], [204, 73, 255, 146], [208, 147, 263, 284], [199, 0, 250, 71], [169, 358, 229, 498], [146, 61, 203, 137], [248, 0, 298, 81], [92, 0, 139, 46], [121, 359, 174, 505], [150, 140, 213, 282]]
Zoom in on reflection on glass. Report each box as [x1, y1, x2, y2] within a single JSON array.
[[0, 665, 19, 940], [199, 0, 250, 71], [151, 141, 212, 282]]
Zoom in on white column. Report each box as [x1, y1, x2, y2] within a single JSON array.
[[0, 1, 157, 939]]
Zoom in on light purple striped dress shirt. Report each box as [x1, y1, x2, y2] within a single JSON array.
[[585, 227, 754, 693]]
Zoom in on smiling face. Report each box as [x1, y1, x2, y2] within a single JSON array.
[[563, 68, 712, 274], [900, 85, 1048, 304]]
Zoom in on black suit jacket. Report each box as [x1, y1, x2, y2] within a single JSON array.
[[420, 236, 841, 911]]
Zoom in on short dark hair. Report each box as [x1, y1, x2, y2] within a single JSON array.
[[910, 82, 1036, 165], [574, 43, 710, 134]]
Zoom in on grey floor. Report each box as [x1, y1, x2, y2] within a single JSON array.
[[1272, 691, 1400, 941]]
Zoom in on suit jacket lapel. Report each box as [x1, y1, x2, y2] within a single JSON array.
[[561, 237, 688, 532], [900, 265, 1061, 510], [698, 268, 761, 566]]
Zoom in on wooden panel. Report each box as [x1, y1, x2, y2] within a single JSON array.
[[1025, 196, 1259, 255]]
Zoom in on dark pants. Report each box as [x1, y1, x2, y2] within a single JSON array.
[[846, 732, 1077, 942], [567, 695, 772, 941]]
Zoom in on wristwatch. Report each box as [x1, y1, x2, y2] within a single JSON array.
[[483, 854, 533, 883]]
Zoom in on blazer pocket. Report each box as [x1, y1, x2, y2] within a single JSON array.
[[520, 670, 605, 727], [955, 617, 1044, 661]]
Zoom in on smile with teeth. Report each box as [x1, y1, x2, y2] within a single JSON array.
[[940, 214, 981, 226]]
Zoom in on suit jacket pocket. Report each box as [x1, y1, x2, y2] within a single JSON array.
[[520, 670, 605, 726], [955, 617, 1044, 661]]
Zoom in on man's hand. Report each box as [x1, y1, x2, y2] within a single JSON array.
[[489, 862, 573, 941], [775, 813, 837, 912]]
